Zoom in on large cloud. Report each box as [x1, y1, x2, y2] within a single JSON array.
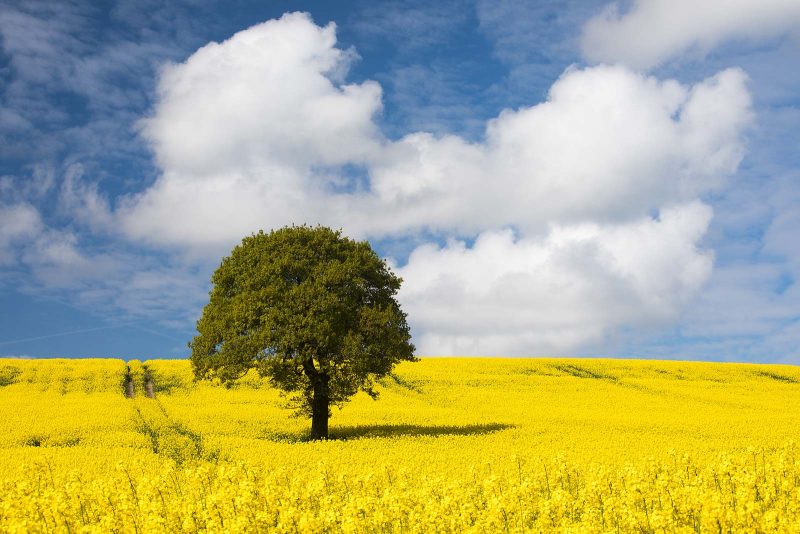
[[117, 12, 753, 354], [582, 0, 800, 70], [363, 66, 749, 236], [397, 202, 713, 355], [121, 12, 751, 247], [120, 12, 383, 251]]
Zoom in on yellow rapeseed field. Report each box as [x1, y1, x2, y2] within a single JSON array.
[[0, 357, 799, 532]]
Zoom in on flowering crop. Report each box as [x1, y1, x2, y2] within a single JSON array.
[[1, 357, 799, 532]]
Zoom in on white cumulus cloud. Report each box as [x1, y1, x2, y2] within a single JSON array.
[[363, 66, 749, 237], [582, 0, 800, 70], [114, 12, 754, 354], [120, 12, 383, 252], [397, 202, 713, 355]]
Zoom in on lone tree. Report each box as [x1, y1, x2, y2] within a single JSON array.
[[189, 225, 416, 439]]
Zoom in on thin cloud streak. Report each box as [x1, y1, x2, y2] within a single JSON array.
[[0, 323, 140, 347]]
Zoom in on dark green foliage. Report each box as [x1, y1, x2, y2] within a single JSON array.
[[190, 225, 416, 439]]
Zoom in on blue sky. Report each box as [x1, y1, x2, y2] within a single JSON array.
[[1, 0, 799, 362]]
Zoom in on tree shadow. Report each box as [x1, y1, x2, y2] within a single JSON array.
[[329, 422, 515, 441]]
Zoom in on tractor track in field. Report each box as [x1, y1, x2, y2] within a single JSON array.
[[122, 362, 213, 463]]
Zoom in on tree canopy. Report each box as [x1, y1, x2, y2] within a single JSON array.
[[189, 225, 416, 439]]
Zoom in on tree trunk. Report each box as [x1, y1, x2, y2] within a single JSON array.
[[310, 375, 329, 440]]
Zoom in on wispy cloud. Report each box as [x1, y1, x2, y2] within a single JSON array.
[[0, 323, 140, 347], [351, 0, 471, 53], [0, 0, 224, 336], [475, 0, 601, 106], [581, 0, 800, 70]]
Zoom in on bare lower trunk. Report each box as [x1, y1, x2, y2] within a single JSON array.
[[310, 375, 329, 440]]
